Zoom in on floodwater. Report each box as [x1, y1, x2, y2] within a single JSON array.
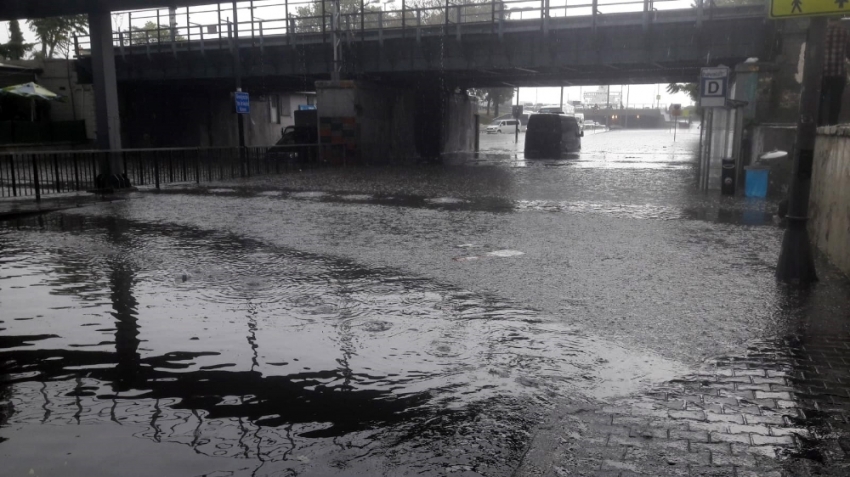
[[2, 129, 850, 476]]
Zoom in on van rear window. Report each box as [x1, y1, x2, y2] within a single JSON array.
[[527, 115, 560, 129]]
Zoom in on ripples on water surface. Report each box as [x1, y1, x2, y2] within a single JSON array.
[[0, 214, 680, 476]]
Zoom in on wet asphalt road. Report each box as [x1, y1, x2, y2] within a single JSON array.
[[2, 128, 850, 476]]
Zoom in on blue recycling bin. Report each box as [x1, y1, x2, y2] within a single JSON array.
[[744, 167, 769, 198]]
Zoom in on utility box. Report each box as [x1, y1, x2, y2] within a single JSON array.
[[744, 167, 769, 198]]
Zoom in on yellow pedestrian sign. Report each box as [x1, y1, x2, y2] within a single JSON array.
[[771, 0, 849, 18]]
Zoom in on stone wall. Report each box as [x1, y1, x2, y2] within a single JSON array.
[[810, 127, 850, 276]]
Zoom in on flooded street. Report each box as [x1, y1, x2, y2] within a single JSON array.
[[3, 129, 850, 476]]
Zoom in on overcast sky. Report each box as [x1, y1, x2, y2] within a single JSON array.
[[0, 0, 696, 106]]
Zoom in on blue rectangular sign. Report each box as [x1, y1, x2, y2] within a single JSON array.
[[235, 91, 250, 114]]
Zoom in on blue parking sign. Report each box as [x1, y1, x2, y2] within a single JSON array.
[[235, 91, 250, 114]]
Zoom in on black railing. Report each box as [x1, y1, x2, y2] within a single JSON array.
[[0, 144, 341, 201], [74, 0, 765, 55]]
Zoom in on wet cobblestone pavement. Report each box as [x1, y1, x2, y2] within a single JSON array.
[[519, 330, 850, 477]]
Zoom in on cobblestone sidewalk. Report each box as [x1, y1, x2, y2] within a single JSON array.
[[517, 334, 850, 477]]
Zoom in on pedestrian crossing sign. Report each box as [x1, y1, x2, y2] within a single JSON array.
[[771, 0, 849, 18]]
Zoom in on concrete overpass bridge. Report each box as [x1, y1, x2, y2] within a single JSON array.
[[72, 1, 774, 89]]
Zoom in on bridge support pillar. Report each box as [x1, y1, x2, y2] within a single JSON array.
[[315, 80, 475, 163], [89, 9, 128, 189]]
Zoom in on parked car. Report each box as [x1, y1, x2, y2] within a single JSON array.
[[486, 119, 520, 134], [493, 113, 530, 128], [524, 114, 582, 158]]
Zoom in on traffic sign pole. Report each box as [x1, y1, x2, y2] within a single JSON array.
[[776, 17, 826, 284]]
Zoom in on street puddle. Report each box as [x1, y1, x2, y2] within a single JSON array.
[[0, 214, 687, 475]]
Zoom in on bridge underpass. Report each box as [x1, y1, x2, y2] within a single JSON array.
[[66, 1, 776, 159], [1, 0, 782, 165]]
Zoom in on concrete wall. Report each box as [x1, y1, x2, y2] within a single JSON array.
[[119, 84, 313, 148], [317, 80, 475, 163], [809, 127, 850, 277]]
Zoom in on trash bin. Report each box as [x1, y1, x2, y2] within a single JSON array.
[[744, 167, 769, 198], [721, 158, 736, 195]]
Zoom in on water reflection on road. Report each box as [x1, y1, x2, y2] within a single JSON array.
[[0, 211, 681, 476]]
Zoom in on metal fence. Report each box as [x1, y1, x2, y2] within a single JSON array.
[[0, 144, 340, 201]]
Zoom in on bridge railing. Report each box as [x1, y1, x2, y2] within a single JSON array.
[[73, 0, 764, 55], [0, 144, 343, 201]]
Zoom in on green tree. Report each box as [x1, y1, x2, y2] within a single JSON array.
[[294, 0, 382, 33], [292, 0, 506, 32], [129, 21, 186, 44], [477, 87, 514, 116], [0, 20, 33, 60], [28, 15, 88, 59], [666, 83, 698, 103]]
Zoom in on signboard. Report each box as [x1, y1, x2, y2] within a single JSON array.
[[670, 104, 682, 117], [699, 67, 729, 108], [770, 0, 848, 18], [298, 104, 317, 111], [235, 91, 250, 114], [512, 105, 524, 119]]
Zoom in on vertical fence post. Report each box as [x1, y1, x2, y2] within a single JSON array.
[[118, 31, 126, 60], [53, 153, 61, 192], [32, 154, 41, 202], [696, 0, 703, 28], [72, 153, 80, 190], [456, 5, 461, 41], [444, 0, 449, 35], [196, 148, 201, 184], [154, 153, 160, 190], [498, 2, 504, 41], [168, 150, 174, 183], [491, 0, 495, 34], [9, 155, 17, 197], [592, 0, 598, 35]]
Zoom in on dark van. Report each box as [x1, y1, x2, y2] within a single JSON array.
[[524, 114, 583, 158]]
